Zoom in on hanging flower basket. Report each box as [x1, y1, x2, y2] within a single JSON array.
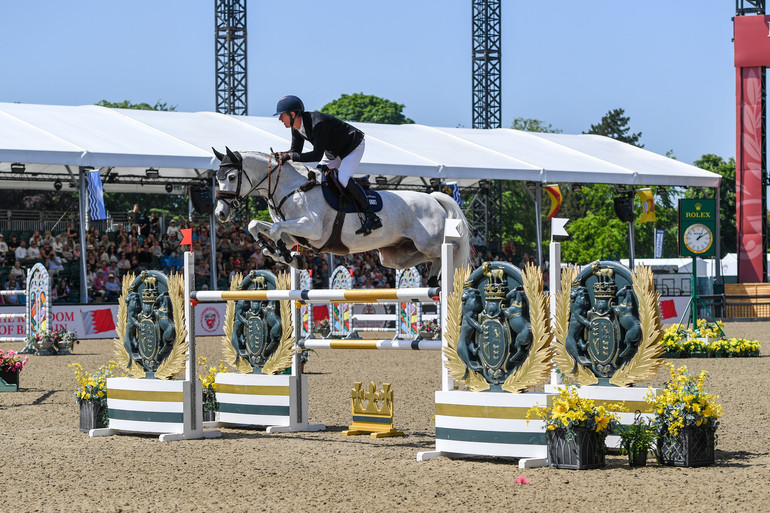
[[657, 425, 716, 467], [546, 427, 606, 470], [79, 400, 107, 432]]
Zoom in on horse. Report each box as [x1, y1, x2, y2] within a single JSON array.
[[212, 148, 471, 284]]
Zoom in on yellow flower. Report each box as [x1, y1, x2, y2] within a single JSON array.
[[595, 415, 610, 432]]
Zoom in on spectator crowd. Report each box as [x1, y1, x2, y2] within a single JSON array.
[[0, 206, 530, 305]]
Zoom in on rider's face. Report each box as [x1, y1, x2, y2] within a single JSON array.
[[279, 112, 292, 128]]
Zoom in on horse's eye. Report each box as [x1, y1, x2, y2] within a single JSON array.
[[228, 174, 236, 182]]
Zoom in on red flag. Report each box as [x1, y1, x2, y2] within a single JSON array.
[[180, 228, 193, 249], [544, 185, 563, 220], [660, 299, 677, 320]]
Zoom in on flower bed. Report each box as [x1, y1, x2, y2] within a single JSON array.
[[661, 320, 760, 357]]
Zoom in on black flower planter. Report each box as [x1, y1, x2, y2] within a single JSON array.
[[79, 401, 107, 433], [0, 369, 20, 392], [658, 426, 715, 467], [202, 409, 216, 422], [628, 450, 648, 468], [547, 427, 606, 470]]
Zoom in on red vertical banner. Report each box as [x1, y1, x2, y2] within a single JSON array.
[[736, 66, 765, 283]]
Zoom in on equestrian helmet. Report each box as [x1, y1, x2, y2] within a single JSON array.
[[274, 95, 304, 116]]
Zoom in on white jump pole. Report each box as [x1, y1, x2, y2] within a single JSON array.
[[298, 339, 442, 351], [191, 288, 440, 303]]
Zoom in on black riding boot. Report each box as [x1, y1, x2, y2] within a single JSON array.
[[344, 180, 382, 236]]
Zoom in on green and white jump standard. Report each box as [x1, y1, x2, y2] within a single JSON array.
[[91, 256, 221, 441]]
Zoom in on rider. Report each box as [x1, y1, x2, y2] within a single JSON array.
[[273, 95, 382, 236]]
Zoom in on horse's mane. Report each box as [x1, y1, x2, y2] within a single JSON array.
[[243, 150, 314, 179]]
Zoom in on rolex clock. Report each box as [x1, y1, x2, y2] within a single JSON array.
[[679, 199, 716, 257], [683, 223, 713, 254]]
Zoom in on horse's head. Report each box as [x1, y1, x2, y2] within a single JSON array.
[[213, 147, 245, 222]]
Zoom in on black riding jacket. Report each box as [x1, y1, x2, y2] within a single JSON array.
[[288, 111, 364, 162]]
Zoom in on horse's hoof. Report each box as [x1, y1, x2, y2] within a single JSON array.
[[291, 255, 307, 269], [427, 276, 439, 288]]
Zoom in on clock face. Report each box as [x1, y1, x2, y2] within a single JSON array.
[[683, 223, 713, 254]]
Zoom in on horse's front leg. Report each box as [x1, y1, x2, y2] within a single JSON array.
[[248, 220, 306, 268], [268, 215, 321, 243], [248, 220, 287, 263]]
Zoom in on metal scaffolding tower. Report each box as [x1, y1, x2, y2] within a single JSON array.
[[470, 0, 503, 251], [215, 0, 248, 115]]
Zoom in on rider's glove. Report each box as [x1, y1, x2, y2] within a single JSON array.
[[280, 152, 293, 161]]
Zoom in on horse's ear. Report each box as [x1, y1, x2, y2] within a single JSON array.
[[225, 146, 240, 163], [212, 147, 225, 161]]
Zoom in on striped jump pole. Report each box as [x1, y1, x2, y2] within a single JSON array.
[[190, 288, 440, 303], [297, 338, 442, 351], [0, 290, 28, 296]]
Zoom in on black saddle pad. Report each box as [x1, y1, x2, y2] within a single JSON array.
[[321, 183, 383, 213]]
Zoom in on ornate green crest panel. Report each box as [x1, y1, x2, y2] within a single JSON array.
[[123, 271, 178, 377], [554, 261, 663, 387], [228, 270, 283, 373], [444, 262, 553, 393]]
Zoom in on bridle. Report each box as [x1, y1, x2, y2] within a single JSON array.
[[214, 153, 283, 216]]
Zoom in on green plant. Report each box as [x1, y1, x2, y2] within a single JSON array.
[[617, 411, 656, 466], [198, 356, 228, 413], [299, 348, 317, 364]]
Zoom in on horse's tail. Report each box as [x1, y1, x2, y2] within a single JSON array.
[[430, 192, 471, 270]]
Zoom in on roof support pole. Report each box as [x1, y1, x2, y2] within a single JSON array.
[[78, 167, 88, 303], [534, 183, 543, 266], [209, 177, 218, 290]]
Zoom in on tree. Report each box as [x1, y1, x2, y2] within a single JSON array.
[[96, 100, 177, 111], [584, 108, 643, 147], [561, 184, 630, 262], [320, 93, 414, 124], [511, 117, 562, 133]]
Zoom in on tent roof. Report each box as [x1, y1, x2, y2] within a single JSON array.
[[0, 102, 722, 193]]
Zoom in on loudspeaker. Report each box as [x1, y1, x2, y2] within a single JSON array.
[[190, 185, 214, 214], [613, 194, 635, 223]]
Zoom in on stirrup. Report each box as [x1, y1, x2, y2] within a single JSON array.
[[355, 216, 382, 236]]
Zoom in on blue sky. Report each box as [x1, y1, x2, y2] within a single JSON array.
[[2, 1, 738, 165]]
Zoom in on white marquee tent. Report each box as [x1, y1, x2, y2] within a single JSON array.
[[0, 102, 721, 192], [0, 102, 723, 298]]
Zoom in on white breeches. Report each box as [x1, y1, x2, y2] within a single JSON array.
[[320, 139, 365, 187]]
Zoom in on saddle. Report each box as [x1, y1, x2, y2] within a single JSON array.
[[297, 166, 384, 255], [317, 166, 383, 214]]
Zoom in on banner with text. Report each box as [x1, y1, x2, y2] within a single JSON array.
[[0, 303, 227, 341]]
